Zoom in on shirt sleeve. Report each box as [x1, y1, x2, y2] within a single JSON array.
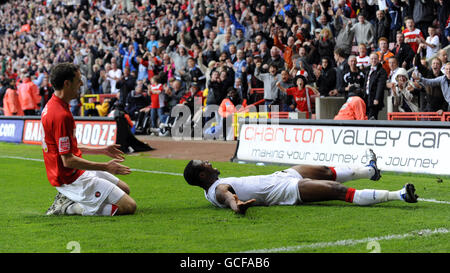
[[54, 113, 75, 155]]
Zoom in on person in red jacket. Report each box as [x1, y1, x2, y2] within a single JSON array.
[[17, 74, 41, 115], [276, 75, 319, 119], [2, 79, 24, 116], [334, 85, 368, 120]]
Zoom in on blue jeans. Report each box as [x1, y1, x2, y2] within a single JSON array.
[[151, 108, 164, 128]]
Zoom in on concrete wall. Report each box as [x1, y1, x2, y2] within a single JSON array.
[[315, 90, 389, 120]]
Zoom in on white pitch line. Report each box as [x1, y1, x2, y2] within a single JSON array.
[[240, 227, 450, 253], [418, 198, 450, 205], [1, 155, 450, 202], [130, 168, 183, 176], [0, 155, 182, 176]]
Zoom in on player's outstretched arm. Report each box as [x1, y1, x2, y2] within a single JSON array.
[[216, 184, 256, 215], [61, 153, 131, 175], [79, 144, 125, 160]]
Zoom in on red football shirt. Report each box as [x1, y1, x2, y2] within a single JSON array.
[[150, 83, 163, 109], [285, 86, 316, 118], [402, 28, 424, 53], [41, 95, 84, 187]]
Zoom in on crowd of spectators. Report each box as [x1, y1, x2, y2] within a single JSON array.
[[0, 0, 449, 131]]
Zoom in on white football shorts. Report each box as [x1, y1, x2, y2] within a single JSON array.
[[56, 170, 125, 216], [266, 168, 304, 206]]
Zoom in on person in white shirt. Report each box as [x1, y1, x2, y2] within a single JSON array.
[[423, 26, 440, 59], [107, 62, 122, 94], [356, 43, 370, 72], [183, 150, 418, 215]]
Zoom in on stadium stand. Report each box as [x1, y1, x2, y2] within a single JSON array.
[[0, 0, 449, 139]]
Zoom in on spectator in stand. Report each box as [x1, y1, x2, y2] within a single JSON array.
[[411, 0, 435, 37], [437, 49, 449, 74], [185, 57, 206, 90], [315, 28, 336, 67], [273, 27, 299, 71], [376, 37, 395, 76], [334, 47, 349, 97], [116, 67, 137, 105], [334, 8, 355, 57], [166, 41, 190, 80], [436, 0, 450, 47], [17, 73, 40, 115], [391, 68, 420, 113], [414, 44, 447, 113], [166, 79, 187, 109], [356, 43, 371, 72], [314, 57, 337, 97], [351, 14, 375, 50], [126, 81, 150, 121], [107, 62, 122, 95], [277, 70, 295, 112], [374, 9, 391, 45], [386, 0, 405, 43], [386, 56, 401, 89], [341, 55, 366, 99], [392, 31, 415, 69], [364, 52, 387, 120], [39, 76, 53, 113], [277, 75, 319, 119], [402, 17, 425, 54], [148, 76, 166, 131], [266, 46, 285, 72], [206, 70, 224, 107], [254, 62, 282, 112], [422, 26, 440, 59], [3, 79, 23, 116]]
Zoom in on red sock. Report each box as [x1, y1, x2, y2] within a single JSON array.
[[345, 188, 356, 203], [111, 205, 119, 216], [329, 167, 337, 181]]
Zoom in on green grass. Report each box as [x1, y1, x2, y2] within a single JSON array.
[[0, 142, 449, 253]]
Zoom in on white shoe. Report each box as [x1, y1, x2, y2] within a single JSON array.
[[365, 149, 381, 181], [46, 192, 74, 215]]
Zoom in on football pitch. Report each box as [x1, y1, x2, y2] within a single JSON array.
[[0, 142, 449, 253]]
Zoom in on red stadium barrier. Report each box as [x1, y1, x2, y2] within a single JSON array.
[[269, 112, 290, 119], [388, 112, 450, 121]]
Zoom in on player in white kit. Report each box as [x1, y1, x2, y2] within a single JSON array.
[[183, 150, 418, 215]]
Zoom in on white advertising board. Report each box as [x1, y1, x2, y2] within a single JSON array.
[[236, 123, 450, 175]]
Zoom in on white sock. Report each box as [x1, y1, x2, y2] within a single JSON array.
[[332, 166, 375, 182], [66, 203, 84, 215], [352, 189, 403, 206]]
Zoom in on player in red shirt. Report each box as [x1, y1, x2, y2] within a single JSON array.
[[276, 75, 319, 119], [43, 63, 136, 216]]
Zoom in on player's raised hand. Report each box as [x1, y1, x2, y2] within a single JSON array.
[[104, 144, 125, 160], [106, 159, 131, 175]]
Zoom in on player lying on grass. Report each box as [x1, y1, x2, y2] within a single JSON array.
[[183, 150, 418, 215], [43, 63, 136, 216]]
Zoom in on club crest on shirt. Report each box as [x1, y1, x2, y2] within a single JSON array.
[[58, 136, 70, 153]]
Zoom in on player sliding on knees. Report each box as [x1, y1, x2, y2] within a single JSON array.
[[183, 149, 418, 215], [43, 63, 136, 216]]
